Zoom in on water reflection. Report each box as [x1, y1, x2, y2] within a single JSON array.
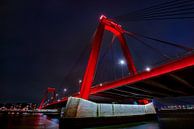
[[0, 114, 193, 129], [88, 122, 160, 129], [123, 122, 160, 129], [0, 113, 59, 129]]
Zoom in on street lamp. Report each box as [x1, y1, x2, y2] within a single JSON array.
[[63, 88, 67, 92], [56, 94, 59, 100], [145, 67, 151, 72], [63, 88, 67, 97], [119, 59, 125, 65], [119, 59, 126, 77]]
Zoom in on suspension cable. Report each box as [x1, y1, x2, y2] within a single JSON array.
[[125, 31, 194, 51], [125, 31, 172, 59], [94, 35, 116, 84], [115, 0, 194, 21]]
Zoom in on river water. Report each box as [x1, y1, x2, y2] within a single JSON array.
[[0, 113, 59, 129], [0, 113, 160, 129], [0, 113, 193, 129]]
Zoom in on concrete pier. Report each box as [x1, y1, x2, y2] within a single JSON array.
[[59, 97, 156, 128], [62, 97, 156, 118]]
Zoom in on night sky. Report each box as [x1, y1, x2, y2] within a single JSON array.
[[1, 0, 194, 103]]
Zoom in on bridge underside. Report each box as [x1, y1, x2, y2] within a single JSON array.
[[89, 66, 194, 103], [42, 54, 194, 109]]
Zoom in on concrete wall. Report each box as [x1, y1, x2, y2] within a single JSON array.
[[64, 97, 80, 117], [63, 97, 156, 118]]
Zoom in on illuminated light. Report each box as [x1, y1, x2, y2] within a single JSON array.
[[79, 79, 82, 83], [119, 59, 125, 65], [48, 87, 56, 92], [100, 15, 106, 20], [57, 99, 60, 102], [100, 83, 103, 86], [56, 94, 58, 96], [63, 88, 67, 92], [145, 67, 151, 72]]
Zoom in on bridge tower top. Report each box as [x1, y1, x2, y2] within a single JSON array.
[[80, 15, 137, 99]]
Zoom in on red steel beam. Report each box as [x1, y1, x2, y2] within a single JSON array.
[[117, 34, 137, 75], [41, 97, 68, 109], [80, 15, 137, 99], [79, 22, 105, 99], [38, 87, 56, 109], [101, 15, 137, 75], [90, 54, 194, 94], [41, 93, 80, 109]]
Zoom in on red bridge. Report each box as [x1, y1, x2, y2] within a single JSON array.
[[39, 15, 194, 109]]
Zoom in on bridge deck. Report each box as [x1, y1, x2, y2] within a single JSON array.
[[43, 53, 194, 108], [90, 65, 194, 103]]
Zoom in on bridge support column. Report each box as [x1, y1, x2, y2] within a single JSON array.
[[80, 23, 105, 99], [118, 34, 137, 75]]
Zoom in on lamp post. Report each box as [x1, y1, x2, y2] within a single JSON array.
[[56, 93, 58, 100], [79, 79, 82, 85], [63, 88, 67, 92], [145, 66, 151, 72], [119, 59, 126, 77], [63, 88, 67, 97]]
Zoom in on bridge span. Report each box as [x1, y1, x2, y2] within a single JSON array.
[[39, 15, 194, 110], [42, 51, 194, 109]]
